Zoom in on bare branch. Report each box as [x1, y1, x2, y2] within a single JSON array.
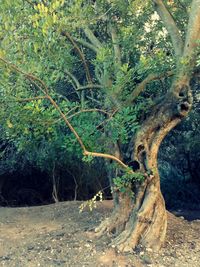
[[74, 37, 99, 53], [153, 0, 184, 59], [84, 151, 128, 169], [64, 69, 80, 89], [84, 27, 103, 49], [64, 69, 81, 98], [183, 0, 200, 66], [64, 70, 103, 94], [86, 95, 102, 105], [77, 84, 103, 91], [109, 23, 122, 66], [66, 105, 80, 115]]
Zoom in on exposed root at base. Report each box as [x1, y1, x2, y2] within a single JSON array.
[[111, 228, 134, 252], [94, 217, 111, 237], [94, 213, 129, 238], [95, 196, 133, 238]]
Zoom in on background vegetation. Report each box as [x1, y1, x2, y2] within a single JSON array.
[[0, 0, 199, 210]]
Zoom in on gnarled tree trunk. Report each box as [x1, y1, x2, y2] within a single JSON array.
[[95, 77, 193, 251], [95, 0, 200, 252]]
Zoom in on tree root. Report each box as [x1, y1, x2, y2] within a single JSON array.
[[94, 179, 167, 253], [94, 217, 111, 237], [94, 211, 129, 238], [110, 192, 167, 252], [95, 195, 133, 238]]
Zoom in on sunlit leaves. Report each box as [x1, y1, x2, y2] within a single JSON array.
[[79, 190, 103, 212]]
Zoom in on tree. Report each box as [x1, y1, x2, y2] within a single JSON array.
[[0, 0, 200, 252]]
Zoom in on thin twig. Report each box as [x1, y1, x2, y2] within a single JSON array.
[[77, 84, 103, 91], [0, 57, 48, 94], [61, 32, 92, 85], [64, 69, 81, 88], [88, 108, 119, 135]]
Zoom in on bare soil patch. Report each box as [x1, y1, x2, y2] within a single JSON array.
[[0, 201, 199, 266]]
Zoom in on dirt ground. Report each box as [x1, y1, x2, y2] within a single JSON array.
[[0, 201, 200, 267]]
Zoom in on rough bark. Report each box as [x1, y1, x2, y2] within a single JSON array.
[[153, 0, 184, 58], [94, 0, 200, 252], [95, 76, 193, 251]]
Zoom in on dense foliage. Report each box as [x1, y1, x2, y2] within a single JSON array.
[[0, 0, 199, 210]]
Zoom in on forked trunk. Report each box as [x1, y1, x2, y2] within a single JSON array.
[[95, 77, 193, 252]]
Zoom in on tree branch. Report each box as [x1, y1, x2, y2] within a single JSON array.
[[91, 108, 119, 134], [183, 0, 200, 67], [109, 23, 122, 66], [64, 70, 103, 93], [83, 27, 103, 50], [54, 108, 109, 124], [74, 37, 99, 53], [77, 84, 103, 91], [84, 151, 128, 169], [0, 57, 86, 149], [127, 70, 174, 105], [61, 31, 93, 84], [46, 95, 87, 151], [153, 0, 184, 59], [0, 58, 48, 94], [0, 57, 129, 170], [64, 69, 80, 88]]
